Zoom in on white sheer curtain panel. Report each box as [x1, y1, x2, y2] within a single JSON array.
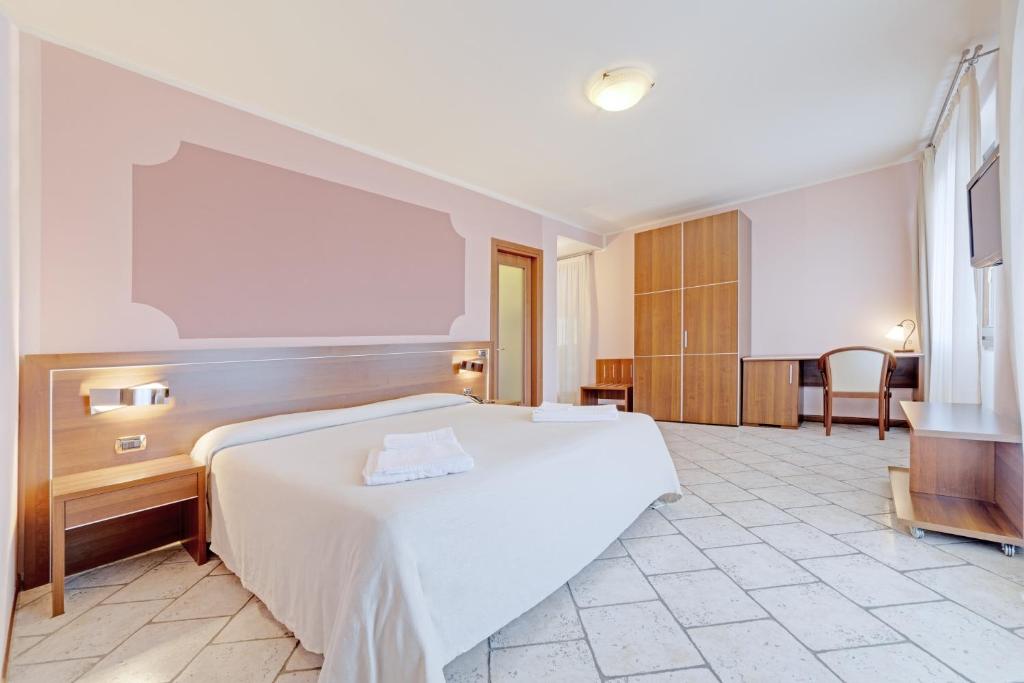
[[915, 147, 934, 397], [557, 254, 596, 404], [924, 68, 983, 404]]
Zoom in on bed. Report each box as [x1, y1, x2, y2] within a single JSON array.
[[191, 393, 681, 682]]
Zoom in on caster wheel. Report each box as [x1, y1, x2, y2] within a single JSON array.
[[1002, 544, 1017, 557], [909, 526, 924, 540]]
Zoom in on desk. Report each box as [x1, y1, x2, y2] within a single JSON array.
[[580, 358, 633, 412], [890, 401, 1022, 556], [580, 383, 633, 411], [741, 352, 923, 428]]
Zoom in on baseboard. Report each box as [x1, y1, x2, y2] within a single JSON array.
[[800, 414, 909, 429], [3, 582, 16, 681]]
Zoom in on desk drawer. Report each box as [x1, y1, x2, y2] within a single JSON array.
[[64, 474, 198, 529]]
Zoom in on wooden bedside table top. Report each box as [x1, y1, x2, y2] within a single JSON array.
[[900, 401, 1022, 443], [52, 454, 204, 501]]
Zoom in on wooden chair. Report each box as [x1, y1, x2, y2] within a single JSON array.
[[817, 346, 897, 440]]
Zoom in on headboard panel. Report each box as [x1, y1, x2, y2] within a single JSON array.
[[19, 341, 491, 587]]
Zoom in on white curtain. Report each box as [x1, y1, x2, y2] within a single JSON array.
[[999, 0, 1024, 423], [556, 254, 596, 404], [915, 147, 934, 399], [923, 68, 983, 403]]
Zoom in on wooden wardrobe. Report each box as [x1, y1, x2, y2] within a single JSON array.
[[633, 210, 751, 425]]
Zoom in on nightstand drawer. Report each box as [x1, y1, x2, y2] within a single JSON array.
[[63, 473, 199, 529]]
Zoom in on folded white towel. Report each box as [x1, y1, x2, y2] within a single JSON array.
[[531, 402, 620, 422], [535, 402, 573, 411], [382, 427, 459, 450], [363, 428, 474, 486]]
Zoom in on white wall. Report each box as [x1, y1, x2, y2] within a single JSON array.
[[0, 12, 18, 661], [594, 161, 920, 420], [593, 231, 635, 359]]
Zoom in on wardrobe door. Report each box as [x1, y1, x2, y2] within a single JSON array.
[[683, 283, 737, 354], [683, 212, 738, 287], [683, 355, 739, 425], [634, 224, 682, 421], [635, 356, 681, 421], [681, 210, 747, 427], [635, 290, 682, 356], [635, 225, 681, 293]]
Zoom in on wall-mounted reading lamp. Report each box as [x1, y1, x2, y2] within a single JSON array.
[[459, 358, 485, 374], [89, 382, 171, 415], [457, 350, 489, 403]]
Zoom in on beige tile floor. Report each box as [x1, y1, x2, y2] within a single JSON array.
[[9, 421, 1024, 682]]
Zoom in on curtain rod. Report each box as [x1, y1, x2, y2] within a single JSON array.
[[927, 44, 999, 148], [557, 250, 597, 261]]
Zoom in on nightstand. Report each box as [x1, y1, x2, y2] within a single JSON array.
[[50, 455, 207, 616]]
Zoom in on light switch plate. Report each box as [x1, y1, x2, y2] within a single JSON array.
[[115, 435, 147, 454]]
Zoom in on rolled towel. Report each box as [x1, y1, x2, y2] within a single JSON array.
[[364, 428, 474, 486], [532, 402, 619, 422]]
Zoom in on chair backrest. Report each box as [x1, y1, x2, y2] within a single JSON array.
[[818, 347, 895, 393], [596, 358, 633, 384]]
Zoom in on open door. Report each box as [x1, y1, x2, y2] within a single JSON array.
[[491, 239, 543, 406]]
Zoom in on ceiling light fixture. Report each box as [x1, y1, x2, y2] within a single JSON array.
[[587, 68, 654, 112]]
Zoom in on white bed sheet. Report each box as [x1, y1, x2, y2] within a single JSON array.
[[193, 394, 680, 683]]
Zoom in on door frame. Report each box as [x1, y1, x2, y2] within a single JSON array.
[[490, 238, 543, 406]]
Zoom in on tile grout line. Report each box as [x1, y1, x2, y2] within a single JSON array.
[[14, 596, 177, 671], [619, 520, 733, 680], [572, 547, 722, 682], [9, 551, 176, 667], [121, 554, 230, 682], [563, 562, 614, 683], [93, 553, 226, 681]]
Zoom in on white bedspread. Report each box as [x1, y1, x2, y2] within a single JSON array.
[[192, 393, 680, 683]]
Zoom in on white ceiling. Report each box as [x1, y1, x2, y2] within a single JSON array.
[[1, 0, 999, 234]]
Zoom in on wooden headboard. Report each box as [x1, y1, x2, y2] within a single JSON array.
[[18, 341, 491, 588]]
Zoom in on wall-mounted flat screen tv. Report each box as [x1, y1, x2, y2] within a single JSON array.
[[968, 150, 1002, 268]]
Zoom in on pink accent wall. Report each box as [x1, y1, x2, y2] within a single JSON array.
[[133, 142, 465, 338], [594, 161, 920, 420], [20, 38, 602, 397]]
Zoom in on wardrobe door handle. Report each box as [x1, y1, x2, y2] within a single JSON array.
[[788, 364, 793, 384], [684, 331, 688, 349]]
